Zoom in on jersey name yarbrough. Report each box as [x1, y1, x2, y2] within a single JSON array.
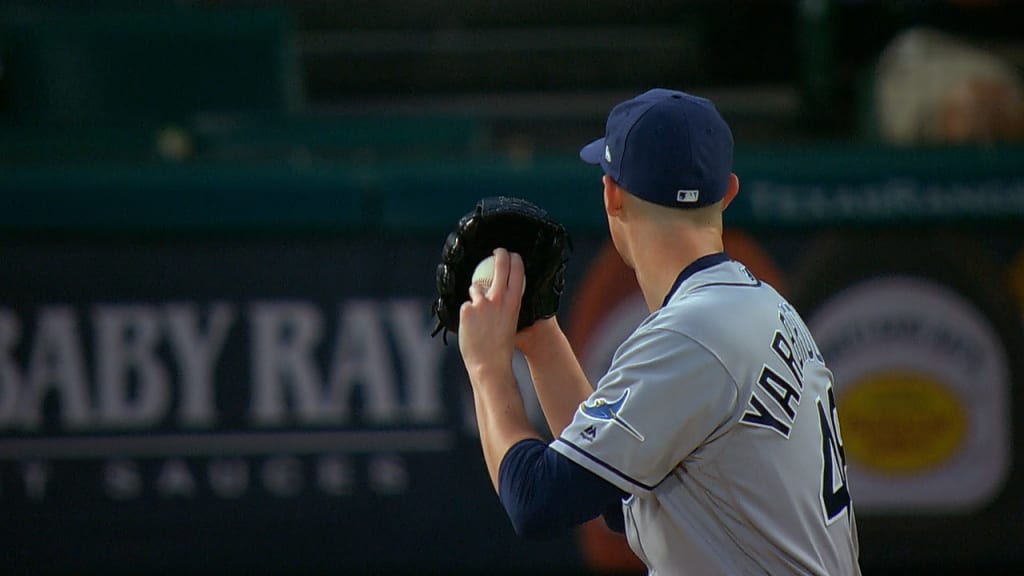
[[741, 301, 852, 525], [740, 301, 824, 437]]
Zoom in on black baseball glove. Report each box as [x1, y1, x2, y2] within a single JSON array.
[[431, 196, 572, 342]]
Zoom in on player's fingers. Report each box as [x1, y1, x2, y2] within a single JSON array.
[[507, 252, 525, 301], [458, 298, 472, 331], [468, 281, 485, 304], [489, 247, 511, 298]]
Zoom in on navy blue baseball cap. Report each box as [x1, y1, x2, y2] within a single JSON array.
[[580, 88, 734, 208]]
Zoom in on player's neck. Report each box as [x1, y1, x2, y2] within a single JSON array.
[[631, 226, 724, 312]]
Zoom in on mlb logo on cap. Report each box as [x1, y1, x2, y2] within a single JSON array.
[[580, 89, 734, 209], [677, 189, 700, 203]]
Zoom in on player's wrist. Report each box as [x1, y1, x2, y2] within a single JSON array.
[[514, 316, 561, 357], [462, 347, 513, 383]]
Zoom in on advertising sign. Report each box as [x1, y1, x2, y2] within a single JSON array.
[[0, 237, 586, 575]]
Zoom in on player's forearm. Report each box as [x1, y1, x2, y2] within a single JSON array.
[[468, 365, 542, 492], [517, 319, 594, 437]]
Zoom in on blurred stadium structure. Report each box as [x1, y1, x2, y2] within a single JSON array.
[[1, 0, 1021, 162]]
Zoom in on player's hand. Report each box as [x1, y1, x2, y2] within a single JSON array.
[[458, 248, 525, 379]]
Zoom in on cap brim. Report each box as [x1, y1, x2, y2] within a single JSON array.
[[579, 138, 606, 165]]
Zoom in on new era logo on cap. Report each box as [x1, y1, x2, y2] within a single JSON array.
[[677, 189, 699, 203], [604, 145, 611, 163]]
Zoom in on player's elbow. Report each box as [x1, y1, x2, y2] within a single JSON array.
[[602, 501, 626, 534], [498, 439, 571, 540], [505, 499, 561, 540], [498, 438, 624, 540], [500, 461, 566, 539]]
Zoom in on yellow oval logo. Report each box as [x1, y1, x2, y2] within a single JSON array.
[[839, 372, 967, 475]]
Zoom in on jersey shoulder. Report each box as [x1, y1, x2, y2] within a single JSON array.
[[648, 260, 783, 338]]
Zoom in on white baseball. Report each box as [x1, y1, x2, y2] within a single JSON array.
[[471, 255, 525, 294]]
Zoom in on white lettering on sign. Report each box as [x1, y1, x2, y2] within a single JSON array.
[[78, 455, 388, 501], [0, 304, 236, 431], [0, 298, 452, 503], [20, 307, 92, 429], [95, 305, 172, 428], [0, 298, 445, 432], [165, 303, 235, 428], [250, 301, 328, 425], [249, 300, 444, 426]]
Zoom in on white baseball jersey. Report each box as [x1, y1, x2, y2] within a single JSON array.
[[552, 255, 860, 575]]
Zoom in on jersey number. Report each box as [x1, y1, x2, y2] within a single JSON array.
[[817, 386, 850, 524]]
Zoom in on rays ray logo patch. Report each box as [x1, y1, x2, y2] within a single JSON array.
[[579, 389, 645, 442]]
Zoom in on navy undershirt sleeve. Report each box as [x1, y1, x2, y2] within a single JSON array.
[[498, 438, 628, 539]]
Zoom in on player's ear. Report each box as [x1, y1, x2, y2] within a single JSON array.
[[603, 175, 624, 217], [720, 173, 740, 211]]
